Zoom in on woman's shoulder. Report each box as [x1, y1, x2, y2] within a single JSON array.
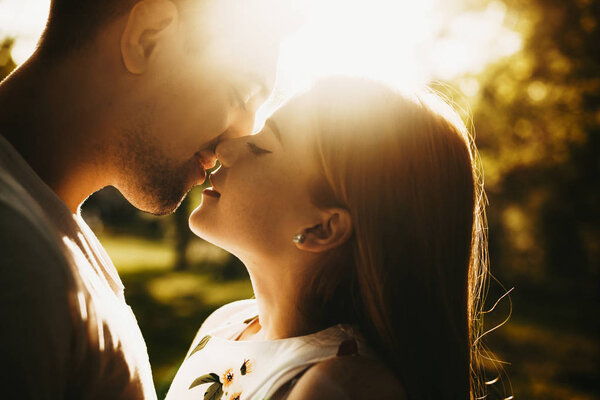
[[285, 355, 406, 400]]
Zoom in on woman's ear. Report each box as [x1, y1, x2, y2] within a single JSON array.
[[120, 0, 178, 74], [294, 208, 353, 253]]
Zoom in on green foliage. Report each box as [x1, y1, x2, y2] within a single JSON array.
[[449, 1, 600, 398], [470, 0, 599, 283]]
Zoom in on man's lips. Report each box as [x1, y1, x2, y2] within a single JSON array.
[[198, 168, 207, 184], [195, 149, 218, 170], [193, 154, 207, 185], [194, 150, 218, 185]]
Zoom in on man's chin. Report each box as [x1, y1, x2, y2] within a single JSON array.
[[147, 206, 179, 217], [148, 194, 188, 216], [120, 187, 188, 216]]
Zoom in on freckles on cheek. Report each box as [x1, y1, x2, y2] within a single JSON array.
[[235, 185, 286, 226], [220, 197, 281, 248]]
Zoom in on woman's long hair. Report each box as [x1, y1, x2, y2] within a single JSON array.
[[294, 78, 488, 399]]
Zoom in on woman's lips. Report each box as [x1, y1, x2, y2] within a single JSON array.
[[203, 188, 220, 198], [204, 175, 221, 198]]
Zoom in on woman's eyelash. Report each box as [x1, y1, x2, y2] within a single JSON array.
[[247, 142, 272, 155]]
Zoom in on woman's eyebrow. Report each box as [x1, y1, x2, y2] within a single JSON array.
[[265, 119, 283, 146]]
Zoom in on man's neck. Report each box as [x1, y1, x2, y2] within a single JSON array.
[[0, 54, 114, 212]]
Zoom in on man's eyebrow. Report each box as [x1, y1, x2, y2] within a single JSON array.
[[265, 119, 282, 145]]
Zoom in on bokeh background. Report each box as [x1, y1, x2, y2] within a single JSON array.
[[1, 0, 598, 398]]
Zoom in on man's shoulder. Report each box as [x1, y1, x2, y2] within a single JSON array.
[[0, 198, 72, 287], [0, 201, 78, 397], [0, 164, 55, 233], [0, 152, 76, 313]]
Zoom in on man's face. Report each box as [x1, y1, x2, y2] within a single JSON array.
[[113, 4, 280, 215]]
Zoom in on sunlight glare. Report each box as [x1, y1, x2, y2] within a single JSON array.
[[276, 0, 522, 94], [428, 1, 522, 80], [253, 0, 523, 132], [275, 0, 437, 95]]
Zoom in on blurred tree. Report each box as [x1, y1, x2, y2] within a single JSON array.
[[467, 0, 599, 284], [174, 196, 192, 270]]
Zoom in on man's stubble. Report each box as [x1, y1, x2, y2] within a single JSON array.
[[114, 109, 195, 216]]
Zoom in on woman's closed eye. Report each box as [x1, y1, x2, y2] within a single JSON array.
[[247, 142, 272, 156]]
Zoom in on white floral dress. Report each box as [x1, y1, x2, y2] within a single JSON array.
[[165, 299, 371, 400]]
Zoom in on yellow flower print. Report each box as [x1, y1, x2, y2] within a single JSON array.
[[240, 359, 253, 375], [229, 392, 242, 400], [222, 368, 235, 387]]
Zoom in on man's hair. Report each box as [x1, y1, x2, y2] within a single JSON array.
[[40, 0, 138, 57]]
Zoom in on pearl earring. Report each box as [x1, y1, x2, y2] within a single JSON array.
[[293, 233, 306, 244]]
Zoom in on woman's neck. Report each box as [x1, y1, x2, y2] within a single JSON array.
[[241, 260, 324, 341]]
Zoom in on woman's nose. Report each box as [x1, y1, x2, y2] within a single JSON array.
[[227, 108, 257, 138], [215, 138, 241, 168]]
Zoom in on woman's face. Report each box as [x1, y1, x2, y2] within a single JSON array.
[[189, 103, 323, 261]]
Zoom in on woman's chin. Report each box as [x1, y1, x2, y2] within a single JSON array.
[[188, 204, 231, 251], [188, 203, 211, 237]]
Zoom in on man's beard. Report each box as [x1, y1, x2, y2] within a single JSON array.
[[115, 128, 193, 216]]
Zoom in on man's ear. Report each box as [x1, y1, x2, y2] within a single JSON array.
[[120, 0, 178, 74], [295, 208, 353, 253]]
